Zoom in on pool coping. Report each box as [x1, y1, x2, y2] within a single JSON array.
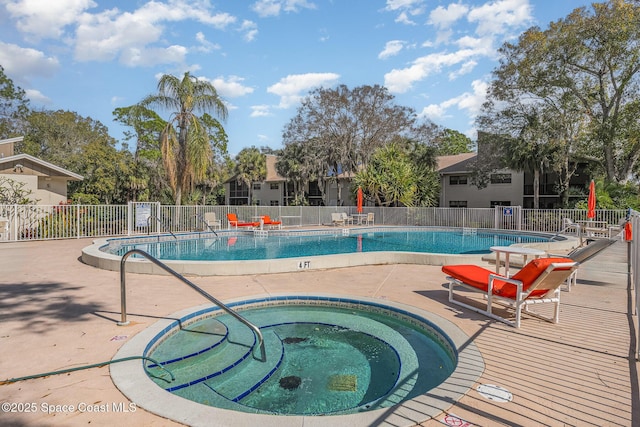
[[82, 227, 578, 276], [110, 293, 485, 427]]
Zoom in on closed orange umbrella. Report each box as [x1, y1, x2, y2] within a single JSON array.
[[357, 187, 363, 213], [587, 180, 596, 219]]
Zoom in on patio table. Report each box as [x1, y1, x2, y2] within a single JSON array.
[[490, 246, 546, 277]]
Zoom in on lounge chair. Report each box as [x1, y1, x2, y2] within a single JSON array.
[[261, 215, 282, 229], [365, 212, 374, 226], [340, 212, 354, 225], [331, 212, 345, 226], [443, 257, 579, 328], [226, 213, 260, 229], [204, 212, 221, 230]]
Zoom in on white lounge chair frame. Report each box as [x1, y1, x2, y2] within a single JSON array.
[[446, 261, 579, 328], [331, 212, 345, 226], [204, 212, 221, 230]]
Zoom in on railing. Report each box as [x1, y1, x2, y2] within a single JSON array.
[[118, 249, 266, 362], [0, 203, 628, 241]]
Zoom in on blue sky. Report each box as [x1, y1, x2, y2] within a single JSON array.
[[0, 0, 593, 156]]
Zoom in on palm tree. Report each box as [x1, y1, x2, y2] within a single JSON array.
[[138, 72, 227, 205], [235, 147, 266, 205]]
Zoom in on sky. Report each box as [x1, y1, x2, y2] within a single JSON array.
[[0, 0, 595, 156]]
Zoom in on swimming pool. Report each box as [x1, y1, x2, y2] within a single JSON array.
[[109, 228, 548, 260], [83, 227, 573, 276], [110, 295, 484, 426]]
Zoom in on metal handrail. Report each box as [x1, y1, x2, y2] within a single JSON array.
[[194, 213, 219, 237], [117, 249, 266, 362], [147, 215, 177, 239]]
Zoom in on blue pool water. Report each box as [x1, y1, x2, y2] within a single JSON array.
[[144, 298, 456, 415], [108, 229, 548, 261]]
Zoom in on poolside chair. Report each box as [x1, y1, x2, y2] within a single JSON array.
[[331, 212, 345, 226], [340, 212, 354, 225], [226, 213, 260, 229], [443, 257, 579, 328], [365, 212, 374, 226], [204, 212, 221, 230], [261, 215, 282, 229]]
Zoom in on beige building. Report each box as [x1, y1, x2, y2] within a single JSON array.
[[0, 137, 83, 205], [437, 152, 525, 208]]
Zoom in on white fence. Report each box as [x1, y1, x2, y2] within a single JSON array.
[[0, 203, 628, 241]]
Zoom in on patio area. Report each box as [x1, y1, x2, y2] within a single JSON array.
[[0, 237, 637, 426]]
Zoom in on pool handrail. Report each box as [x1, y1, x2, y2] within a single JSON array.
[[117, 249, 266, 362], [193, 213, 219, 238], [146, 215, 177, 240]]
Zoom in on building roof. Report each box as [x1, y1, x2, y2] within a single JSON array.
[[437, 152, 477, 174], [0, 136, 24, 147], [0, 153, 83, 180], [265, 154, 285, 182]]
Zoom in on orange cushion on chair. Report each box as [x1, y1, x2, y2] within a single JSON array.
[[443, 257, 572, 300], [442, 265, 495, 292]]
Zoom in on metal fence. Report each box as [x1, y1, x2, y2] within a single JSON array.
[[0, 203, 628, 241], [1, 202, 637, 356]]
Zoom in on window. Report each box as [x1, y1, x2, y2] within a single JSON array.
[[490, 201, 511, 207], [490, 173, 512, 184], [253, 183, 261, 190], [449, 201, 467, 208], [270, 183, 279, 190], [449, 175, 467, 185], [270, 200, 279, 206]]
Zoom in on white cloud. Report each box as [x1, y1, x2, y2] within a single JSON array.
[[5, 0, 96, 39], [10, 1, 237, 66], [395, 12, 416, 25], [384, 0, 425, 24], [195, 32, 221, 53], [207, 75, 254, 98], [428, 3, 469, 29], [378, 40, 405, 60], [267, 72, 340, 108], [24, 89, 51, 105], [0, 42, 60, 80], [418, 79, 489, 124], [384, 0, 424, 12], [251, 0, 316, 18], [448, 60, 477, 80], [384, 49, 476, 93], [468, 0, 533, 37], [239, 20, 258, 42], [251, 105, 273, 117], [120, 45, 188, 67]]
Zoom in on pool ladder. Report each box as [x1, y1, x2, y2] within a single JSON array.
[[117, 249, 266, 362], [147, 215, 177, 240]]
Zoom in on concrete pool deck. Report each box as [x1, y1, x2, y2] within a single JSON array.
[[0, 237, 638, 426]]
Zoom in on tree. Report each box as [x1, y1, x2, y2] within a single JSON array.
[[282, 84, 416, 205], [436, 129, 473, 155], [234, 146, 266, 205], [0, 176, 38, 204], [113, 105, 167, 202], [0, 65, 30, 139], [354, 140, 439, 207], [487, 0, 640, 184], [138, 72, 228, 205], [22, 109, 126, 203]]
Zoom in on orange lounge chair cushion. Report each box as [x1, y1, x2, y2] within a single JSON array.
[[442, 257, 572, 299], [262, 215, 281, 225], [227, 213, 259, 227]]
